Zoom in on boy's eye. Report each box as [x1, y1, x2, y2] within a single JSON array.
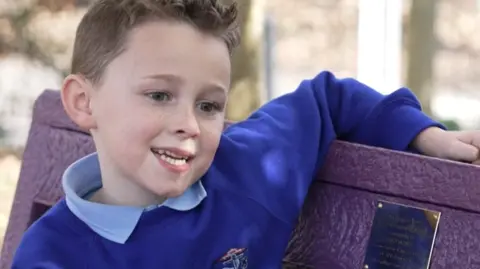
[[197, 101, 222, 114], [147, 92, 171, 102]]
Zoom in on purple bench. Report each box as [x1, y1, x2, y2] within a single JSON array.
[[2, 90, 480, 269]]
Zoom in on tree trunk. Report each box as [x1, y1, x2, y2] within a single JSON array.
[[405, 0, 438, 116], [226, 0, 264, 121]]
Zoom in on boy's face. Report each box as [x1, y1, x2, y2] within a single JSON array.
[[63, 21, 231, 204]]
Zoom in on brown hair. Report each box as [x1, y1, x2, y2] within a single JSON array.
[[71, 0, 240, 84]]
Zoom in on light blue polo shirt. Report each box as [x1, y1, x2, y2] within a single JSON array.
[[62, 153, 207, 244]]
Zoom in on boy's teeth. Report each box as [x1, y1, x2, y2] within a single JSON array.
[[155, 149, 187, 159], [159, 154, 187, 166]]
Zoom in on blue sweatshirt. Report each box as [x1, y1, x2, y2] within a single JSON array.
[[12, 71, 440, 269]]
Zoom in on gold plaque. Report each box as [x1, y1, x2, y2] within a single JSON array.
[[362, 201, 441, 269]]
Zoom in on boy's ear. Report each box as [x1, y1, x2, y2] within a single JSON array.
[[61, 74, 97, 131]]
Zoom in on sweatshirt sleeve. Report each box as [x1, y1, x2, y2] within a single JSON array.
[[213, 71, 441, 225]]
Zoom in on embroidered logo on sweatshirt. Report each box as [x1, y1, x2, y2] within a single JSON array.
[[215, 248, 248, 269]]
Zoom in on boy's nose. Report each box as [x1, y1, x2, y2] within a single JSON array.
[[171, 110, 200, 138]]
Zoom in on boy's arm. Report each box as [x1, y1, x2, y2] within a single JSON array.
[[318, 72, 441, 149], [12, 263, 65, 269], [12, 246, 67, 269], [12, 229, 70, 269], [215, 71, 439, 225]]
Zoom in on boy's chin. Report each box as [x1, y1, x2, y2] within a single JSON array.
[[151, 181, 190, 199]]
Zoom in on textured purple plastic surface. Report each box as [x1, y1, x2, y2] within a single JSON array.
[[283, 143, 480, 268], [2, 89, 480, 269], [0, 90, 95, 269]]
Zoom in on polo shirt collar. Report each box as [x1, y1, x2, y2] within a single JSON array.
[[63, 153, 207, 244]]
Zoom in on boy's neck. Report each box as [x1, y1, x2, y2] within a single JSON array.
[[88, 187, 167, 207]]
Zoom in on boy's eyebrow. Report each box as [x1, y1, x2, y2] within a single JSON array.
[[142, 73, 182, 83], [203, 85, 228, 95], [143, 73, 228, 93]]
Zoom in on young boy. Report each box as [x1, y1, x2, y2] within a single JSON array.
[[11, 0, 480, 268]]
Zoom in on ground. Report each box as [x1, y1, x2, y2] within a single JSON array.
[[0, 156, 21, 249]]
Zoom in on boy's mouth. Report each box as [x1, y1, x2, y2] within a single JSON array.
[[151, 147, 194, 168]]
